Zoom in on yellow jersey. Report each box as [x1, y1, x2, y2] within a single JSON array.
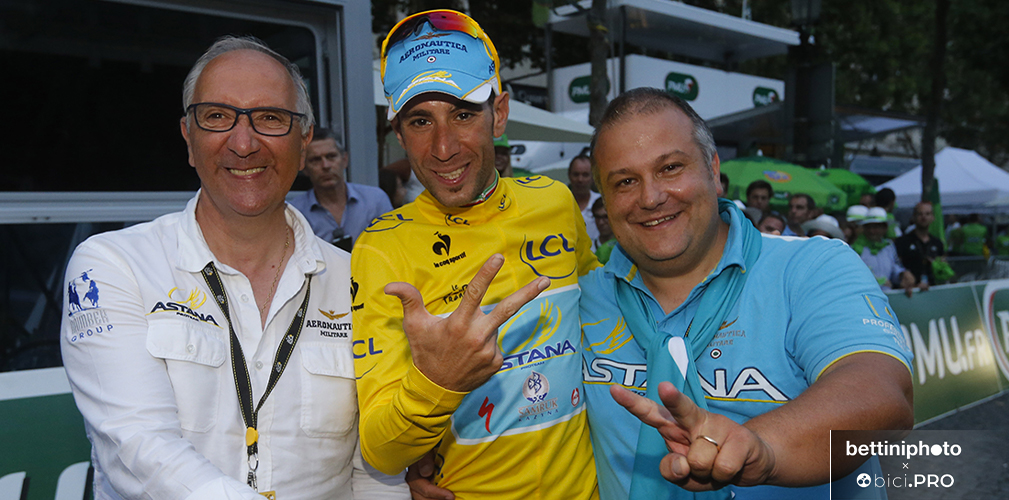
[[352, 176, 599, 499]]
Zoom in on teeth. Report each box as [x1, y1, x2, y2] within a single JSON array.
[[643, 214, 676, 227], [437, 167, 465, 180], [228, 167, 266, 176]]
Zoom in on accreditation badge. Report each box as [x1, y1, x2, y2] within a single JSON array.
[[260, 491, 276, 500]]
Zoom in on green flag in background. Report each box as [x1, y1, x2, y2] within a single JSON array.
[[930, 177, 946, 247]]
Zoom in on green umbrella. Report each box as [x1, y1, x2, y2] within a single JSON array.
[[815, 168, 875, 208], [721, 156, 848, 213]]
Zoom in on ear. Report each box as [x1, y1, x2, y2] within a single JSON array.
[[299, 125, 314, 172], [491, 92, 510, 138], [180, 117, 195, 168], [391, 117, 406, 150]]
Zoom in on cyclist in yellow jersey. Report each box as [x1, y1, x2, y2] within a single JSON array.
[[353, 10, 599, 499]]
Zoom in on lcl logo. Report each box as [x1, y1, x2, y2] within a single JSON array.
[[520, 234, 576, 279]]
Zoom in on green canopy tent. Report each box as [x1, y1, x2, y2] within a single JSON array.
[[721, 156, 848, 213], [815, 168, 875, 208]]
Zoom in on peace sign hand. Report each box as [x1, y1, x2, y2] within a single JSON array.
[[386, 254, 550, 393], [611, 382, 777, 490]]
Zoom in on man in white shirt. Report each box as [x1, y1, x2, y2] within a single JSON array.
[[568, 154, 602, 241], [60, 36, 406, 500]]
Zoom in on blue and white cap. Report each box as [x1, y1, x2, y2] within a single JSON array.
[[382, 19, 500, 120]]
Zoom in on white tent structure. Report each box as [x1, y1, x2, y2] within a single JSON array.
[[372, 62, 594, 142], [879, 148, 1009, 214]]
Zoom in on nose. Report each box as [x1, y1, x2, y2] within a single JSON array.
[[430, 122, 460, 162], [226, 114, 262, 158], [638, 177, 668, 210]]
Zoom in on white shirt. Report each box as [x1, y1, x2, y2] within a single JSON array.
[[581, 190, 602, 246], [61, 193, 407, 500]]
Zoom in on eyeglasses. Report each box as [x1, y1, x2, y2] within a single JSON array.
[[380, 10, 500, 82], [186, 102, 306, 137]]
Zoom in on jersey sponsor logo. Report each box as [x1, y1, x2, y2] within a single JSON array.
[[319, 309, 348, 321], [571, 388, 581, 406], [352, 338, 384, 359], [439, 284, 468, 304], [585, 317, 633, 354], [350, 278, 363, 311], [513, 176, 555, 189], [711, 348, 722, 359], [699, 367, 789, 402], [306, 310, 352, 339], [432, 232, 467, 268], [478, 396, 495, 433], [519, 233, 577, 279], [501, 339, 577, 371], [67, 270, 114, 341], [444, 213, 469, 226], [583, 357, 648, 387], [498, 299, 577, 370], [148, 287, 219, 326], [518, 371, 559, 420], [498, 193, 512, 211], [365, 213, 414, 232]]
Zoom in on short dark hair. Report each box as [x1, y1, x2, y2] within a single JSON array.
[[591, 196, 606, 214], [589, 88, 715, 187], [311, 127, 344, 152], [789, 193, 815, 209], [746, 180, 773, 198], [758, 212, 785, 227], [875, 188, 896, 208], [569, 154, 591, 175]]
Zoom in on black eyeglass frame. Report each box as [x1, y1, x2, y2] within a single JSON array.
[[185, 102, 308, 137]]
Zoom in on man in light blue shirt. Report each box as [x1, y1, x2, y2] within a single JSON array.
[[289, 128, 392, 250], [581, 88, 914, 500]]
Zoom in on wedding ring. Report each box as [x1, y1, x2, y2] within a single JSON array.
[[699, 435, 721, 450]]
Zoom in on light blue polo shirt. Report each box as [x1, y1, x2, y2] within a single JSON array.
[[580, 207, 914, 500], [289, 182, 393, 246]]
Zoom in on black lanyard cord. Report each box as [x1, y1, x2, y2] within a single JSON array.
[[200, 262, 312, 490]]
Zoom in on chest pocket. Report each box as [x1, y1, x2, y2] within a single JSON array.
[[147, 320, 227, 432], [300, 342, 357, 437]]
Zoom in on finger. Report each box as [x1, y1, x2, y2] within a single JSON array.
[[484, 276, 550, 328], [709, 435, 748, 484], [454, 254, 506, 318], [656, 381, 707, 431], [610, 385, 677, 430], [407, 477, 455, 500], [385, 281, 428, 319], [659, 453, 692, 483]]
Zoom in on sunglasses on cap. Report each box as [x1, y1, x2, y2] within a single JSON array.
[[380, 9, 500, 83]]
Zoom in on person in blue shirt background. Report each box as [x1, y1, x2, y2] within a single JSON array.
[[289, 127, 392, 250], [580, 87, 914, 500]]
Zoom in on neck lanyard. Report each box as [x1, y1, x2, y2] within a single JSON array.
[[200, 262, 312, 492]]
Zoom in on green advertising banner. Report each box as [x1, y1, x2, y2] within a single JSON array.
[[0, 368, 91, 500], [886, 282, 1008, 423]]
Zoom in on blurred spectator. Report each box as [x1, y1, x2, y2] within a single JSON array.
[[720, 172, 730, 198], [383, 158, 425, 204], [757, 213, 786, 235], [846, 205, 869, 245], [951, 213, 988, 256], [289, 128, 392, 251], [746, 180, 773, 214], [853, 207, 915, 296], [802, 214, 844, 239], [784, 193, 816, 236], [895, 202, 945, 291], [995, 226, 1009, 256], [742, 206, 763, 227], [568, 154, 601, 241], [875, 188, 902, 238], [591, 197, 616, 263], [493, 134, 513, 177], [859, 193, 875, 208], [379, 168, 407, 209]]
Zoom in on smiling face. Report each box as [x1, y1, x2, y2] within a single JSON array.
[[181, 49, 310, 220], [594, 106, 723, 277], [393, 92, 509, 208]]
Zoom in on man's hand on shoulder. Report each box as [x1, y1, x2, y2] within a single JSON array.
[[611, 382, 776, 490], [385, 254, 550, 393]]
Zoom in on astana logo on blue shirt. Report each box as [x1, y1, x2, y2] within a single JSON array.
[[522, 371, 550, 402]]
